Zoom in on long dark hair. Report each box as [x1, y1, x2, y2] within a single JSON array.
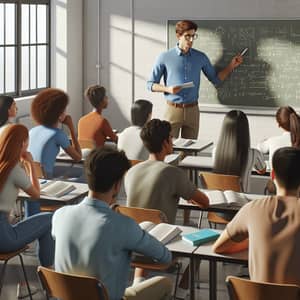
[[0, 96, 14, 127], [276, 106, 300, 148], [213, 110, 250, 176]]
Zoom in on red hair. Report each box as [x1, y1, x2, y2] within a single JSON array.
[[0, 124, 28, 191]]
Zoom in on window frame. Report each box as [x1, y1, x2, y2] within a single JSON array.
[[0, 0, 50, 97]]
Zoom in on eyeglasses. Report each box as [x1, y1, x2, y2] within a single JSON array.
[[183, 33, 198, 41]]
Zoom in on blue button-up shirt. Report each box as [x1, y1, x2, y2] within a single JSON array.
[[147, 45, 221, 104], [52, 197, 172, 300]]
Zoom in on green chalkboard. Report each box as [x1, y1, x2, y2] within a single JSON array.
[[168, 20, 300, 108]]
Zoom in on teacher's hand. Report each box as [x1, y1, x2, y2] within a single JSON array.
[[230, 54, 243, 70], [166, 86, 182, 94]]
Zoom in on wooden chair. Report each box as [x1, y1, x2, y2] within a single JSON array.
[[113, 205, 181, 298], [0, 246, 33, 299], [78, 139, 95, 149], [200, 172, 242, 228], [37, 266, 109, 300], [226, 276, 300, 300], [130, 159, 143, 167]]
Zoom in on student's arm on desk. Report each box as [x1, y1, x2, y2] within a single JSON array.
[[212, 230, 248, 254], [187, 190, 209, 208]]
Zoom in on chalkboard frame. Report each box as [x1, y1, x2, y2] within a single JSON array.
[[167, 19, 300, 115]]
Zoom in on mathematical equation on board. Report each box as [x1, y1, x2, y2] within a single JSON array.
[[168, 20, 300, 107]]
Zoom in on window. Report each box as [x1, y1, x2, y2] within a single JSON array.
[[0, 0, 50, 97]]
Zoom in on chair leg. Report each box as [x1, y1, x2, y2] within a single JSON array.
[[18, 254, 33, 300], [0, 260, 8, 295], [197, 212, 203, 228], [173, 261, 182, 299]]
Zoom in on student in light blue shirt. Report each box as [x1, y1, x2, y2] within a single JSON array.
[[147, 20, 243, 139], [52, 147, 172, 300], [26, 88, 82, 216]]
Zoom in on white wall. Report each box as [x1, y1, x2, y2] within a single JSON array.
[[17, 0, 83, 126], [83, 0, 300, 145]]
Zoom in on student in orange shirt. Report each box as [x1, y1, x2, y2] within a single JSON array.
[[78, 85, 117, 147]]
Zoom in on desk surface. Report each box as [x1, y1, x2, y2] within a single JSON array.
[[173, 139, 213, 153], [179, 156, 271, 175], [178, 193, 264, 213], [18, 180, 89, 203]]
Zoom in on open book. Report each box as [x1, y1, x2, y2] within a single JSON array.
[[173, 138, 195, 147], [140, 221, 182, 245], [203, 190, 249, 207], [40, 181, 76, 198], [174, 81, 195, 89]]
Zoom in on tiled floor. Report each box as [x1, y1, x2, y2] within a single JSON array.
[[0, 204, 247, 300]]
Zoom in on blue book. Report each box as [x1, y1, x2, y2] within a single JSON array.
[[182, 229, 220, 246]]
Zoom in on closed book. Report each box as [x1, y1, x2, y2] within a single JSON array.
[[182, 229, 220, 246]]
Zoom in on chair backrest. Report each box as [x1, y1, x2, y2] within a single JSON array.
[[130, 159, 143, 166], [78, 139, 95, 149], [32, 161, 45, 179], [37, 266, 109, 300], [226, 276, 300, 300], [200, 172, 242, 192], [113, 205, 168, 224]]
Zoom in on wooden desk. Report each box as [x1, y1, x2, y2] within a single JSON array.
[[193, 239, 248, 300]]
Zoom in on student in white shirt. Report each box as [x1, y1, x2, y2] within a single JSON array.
[[213, 110, 266, 193], [257, 106, 300, 168], [118, 99, 153, 160]]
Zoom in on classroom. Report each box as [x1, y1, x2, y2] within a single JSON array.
[[1, 0, 300, 299]]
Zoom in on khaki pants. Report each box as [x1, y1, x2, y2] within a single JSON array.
[[124, 276, 172, 300], [164, 103, 200, 139]]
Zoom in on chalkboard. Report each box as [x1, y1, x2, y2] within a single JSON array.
[[168, 20, 300, 108]]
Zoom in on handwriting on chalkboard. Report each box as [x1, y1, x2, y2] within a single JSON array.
[[168, 20, 300, 108]]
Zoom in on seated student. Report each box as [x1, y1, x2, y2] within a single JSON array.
[[257, 106, 300, 168], [118, 99, 152, 160], [0, 124, 54, 267], [0, 95, 18, 134], [213, 110, 266, 193], [27, 88, 82, 216], [213, 147, 300, 285], [78, 85, 117, 147], [125, 119, 209, 224], [52, 147, 172, 300]]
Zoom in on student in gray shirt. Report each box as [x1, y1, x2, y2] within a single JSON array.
[[125, 118, 209, 224], [52, 147, 172, 300]]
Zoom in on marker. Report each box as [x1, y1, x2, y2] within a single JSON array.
[[240, 48, 248, 56]]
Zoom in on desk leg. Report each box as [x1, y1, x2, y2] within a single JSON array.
[[209, 260, 217, 300], [189, 256, 195, 300]]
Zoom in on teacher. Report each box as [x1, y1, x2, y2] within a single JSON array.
[[147, 20, 244, 139]]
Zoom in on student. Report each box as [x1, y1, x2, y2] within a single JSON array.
[[118, 99, 153, 160], [257, 106, 300, 168], [78, 85, 117, 147], [147, 20, 243, 139], [213, 147, 300, 285], [52, 147, 172, 300], [27, 88, 82, 216], [0, 95, 18, 134], [125, 119, 209, 224], [29, 88, 82, 178], [213, 110, 266, 193], [0, 124, 54, 266]]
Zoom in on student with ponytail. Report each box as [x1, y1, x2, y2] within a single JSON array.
[[257, 106, 300, 168], [0, 124, 54, 267]]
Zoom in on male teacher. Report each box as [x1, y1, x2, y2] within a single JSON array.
[[147, 20, 244, 138]]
